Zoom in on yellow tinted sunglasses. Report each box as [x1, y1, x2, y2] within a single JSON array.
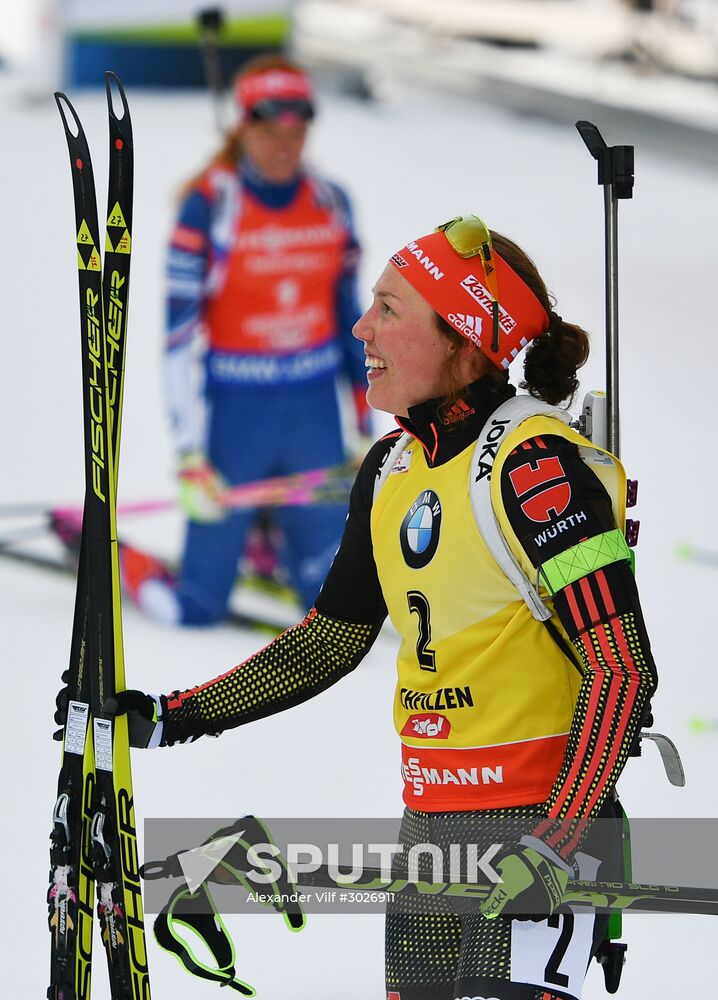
[[436, 215, 500, 351]]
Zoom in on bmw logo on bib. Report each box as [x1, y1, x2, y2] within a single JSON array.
[[400, 490, 442, 569]]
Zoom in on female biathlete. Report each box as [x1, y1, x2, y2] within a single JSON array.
[[126, 55, 370, 624], [109, 216, 657, 999]]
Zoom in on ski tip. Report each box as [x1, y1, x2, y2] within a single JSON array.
[[105, 71, 130, 125], [55, 90, 85, 148], [54, 92, 82, 140]]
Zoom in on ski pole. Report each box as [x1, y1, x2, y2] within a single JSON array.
[[1, 461, 357, 527], [575, 121, 634, 459], [139, 815, 716, 995], [300, 867, 718, 917], [142, 852, 718, 917]]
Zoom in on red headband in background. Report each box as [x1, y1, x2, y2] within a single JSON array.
[[235, 68, 314, 120], [390, 227, 549, 370]]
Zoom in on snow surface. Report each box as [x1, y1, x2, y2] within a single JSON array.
[[1, 80, 717, 997]]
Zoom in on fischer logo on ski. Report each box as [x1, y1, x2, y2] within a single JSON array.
[[49, 72, 151, 1000]]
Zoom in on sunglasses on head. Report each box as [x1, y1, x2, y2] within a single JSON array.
[[248, 98, 315, 122], [436, 215, 500, 352]]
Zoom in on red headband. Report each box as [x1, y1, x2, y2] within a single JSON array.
[[236, 68, 313, 116], [390, 227, 549, 370]]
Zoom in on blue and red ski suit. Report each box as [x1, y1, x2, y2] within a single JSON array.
[[165, 157, 368, 622]]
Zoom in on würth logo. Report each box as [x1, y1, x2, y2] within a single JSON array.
[[508, 456, 572, 523]]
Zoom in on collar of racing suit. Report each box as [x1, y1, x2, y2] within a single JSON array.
[[396, 374, 516, 468], [238, 156, 303, 210]]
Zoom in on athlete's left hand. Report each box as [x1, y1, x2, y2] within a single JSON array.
[[177, 451, 226, 523], [480, 838, 571, 920]]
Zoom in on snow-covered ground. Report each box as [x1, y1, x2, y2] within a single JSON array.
[[1, 78, 717, 997]]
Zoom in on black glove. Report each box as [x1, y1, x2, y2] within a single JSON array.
[[55, 677, 205, 748], [103, 691, 170, 748], [106, 689, 211, 747], [107, 691, 214, 750], [52, 670, 71, 741]]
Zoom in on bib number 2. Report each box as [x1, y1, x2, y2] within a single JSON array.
[[511, 911, 595, 997], [407, 591, 436, 672]]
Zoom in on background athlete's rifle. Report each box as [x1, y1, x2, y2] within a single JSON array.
[[197, 6, 228, 133], [574, 120, 684, 992]]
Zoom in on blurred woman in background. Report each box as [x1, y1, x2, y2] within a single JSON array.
[[126, 55, 370, 624]]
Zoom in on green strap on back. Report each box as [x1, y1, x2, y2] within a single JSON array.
[[539, 528, 632, 594]]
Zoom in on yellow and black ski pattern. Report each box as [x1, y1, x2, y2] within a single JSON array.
[[49, 73, 150, 1000]]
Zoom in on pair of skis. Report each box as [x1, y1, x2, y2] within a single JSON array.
[[3, 516, 294, 634], [48, 75, 150, 1000], [1, 460, 356, 524]]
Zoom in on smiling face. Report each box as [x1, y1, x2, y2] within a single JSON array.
[[239, 118, 308, 183], [353, 264, 467, 417]]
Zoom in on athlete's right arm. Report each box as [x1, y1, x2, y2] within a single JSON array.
[[164, 186, 212, 456], [107, 438, 395, 748]]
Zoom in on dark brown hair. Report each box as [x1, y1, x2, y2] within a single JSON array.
[[433, 230, 590, 412], [491, 231, 589, 405]]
